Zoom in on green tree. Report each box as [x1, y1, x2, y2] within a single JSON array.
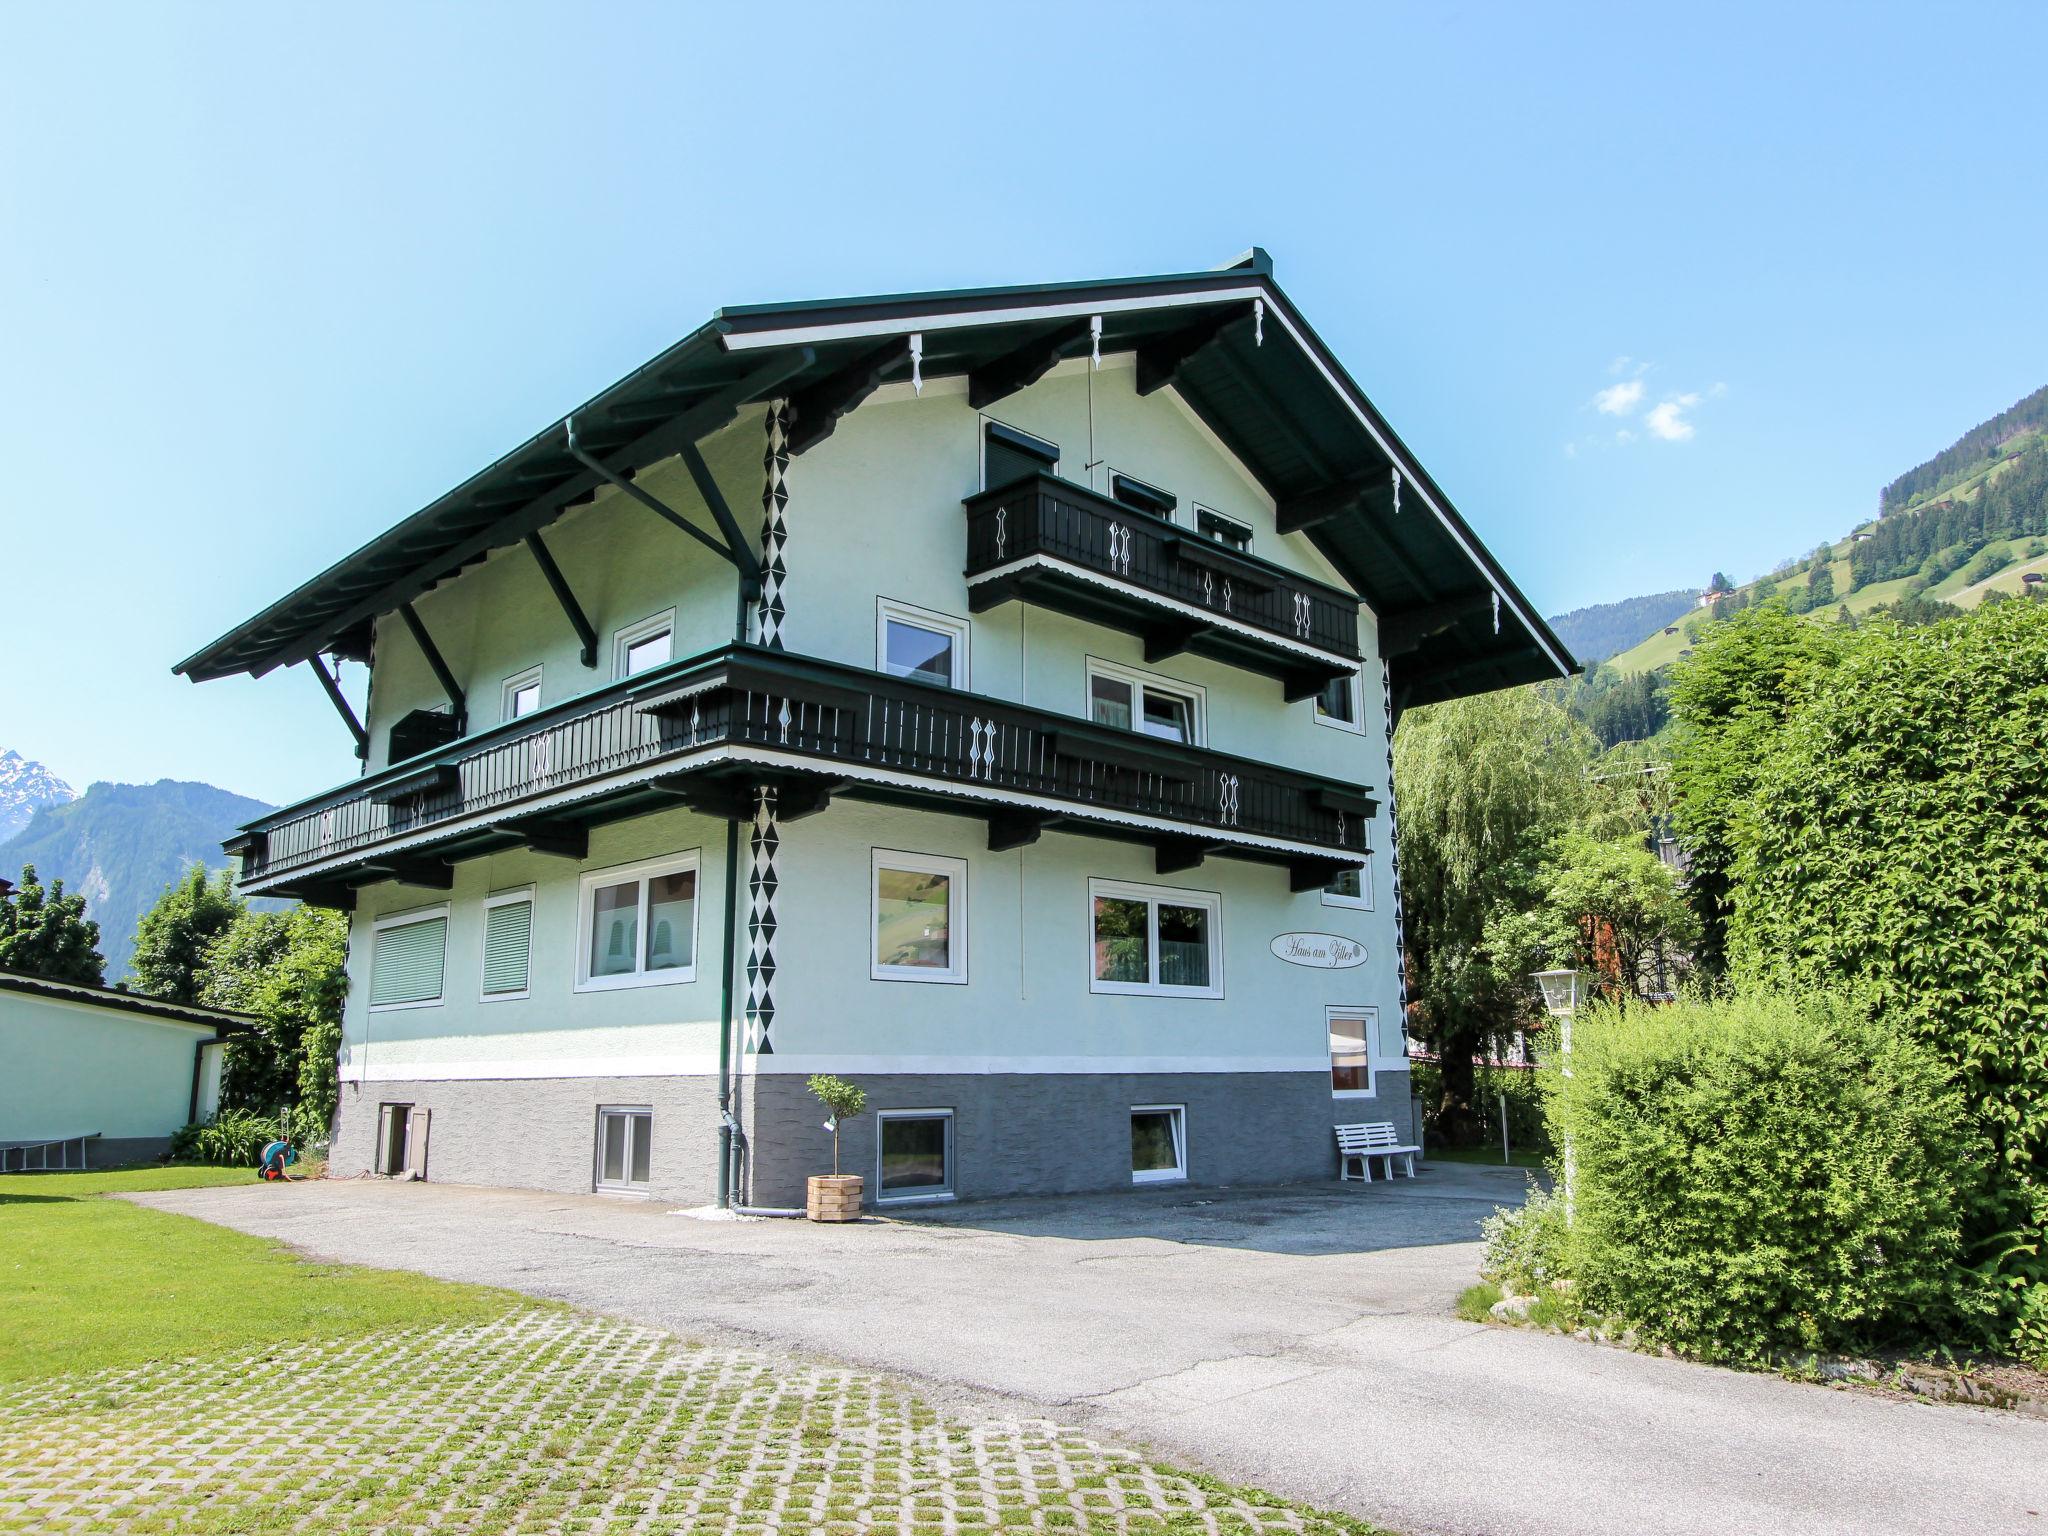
[[1709, 571, 1732, 592], [198, 905, 349, 1143], [1727, 599, 2048, 1358], [1532, 832, 1697, 1000], [1805, 558, 1835, 609], [1666, 604, 1852, 973], [0, 864, 104, 985], [1395, 688, 1596, 1139], [129, 867, 242, 1004]]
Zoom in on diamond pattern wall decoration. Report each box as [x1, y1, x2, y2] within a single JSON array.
[[756, 400, 791, 649], [744, 785, 780, 1054]]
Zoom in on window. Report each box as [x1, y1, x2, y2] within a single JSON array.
[[983, 420, 1059, 489], [876, 1110, 954, 1202], [1321, 864, 1373, 910], [1195, 507, 1252, 552], [1086, 660, 1204, 745], [502, 666, 543, 722], [1131, 1105, 1186, 1183], [877, 599, 969, 688], [1330, 1007, 1378, 1096], [1315, 668, 1363, 731], [871, 850, 968, 984], [1109, 471, 1176, 520], [576, 853, 699, 991], [369, 906, 448, 1010], [595, 1107, 652, 1193], [1089, 879, 1222, 998], [481, 887, 534, 1000], [613, 610, 675, 679]]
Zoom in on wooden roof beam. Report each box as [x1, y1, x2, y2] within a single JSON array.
[[967, 320, 1092, 411], [787, 341, 905, 455], [1135, 306, 1253, 397]]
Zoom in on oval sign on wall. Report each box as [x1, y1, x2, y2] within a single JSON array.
[[1270, 932, 1367, 969]]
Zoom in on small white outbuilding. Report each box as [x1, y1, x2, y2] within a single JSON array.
[[0, 969, 253, 1169]]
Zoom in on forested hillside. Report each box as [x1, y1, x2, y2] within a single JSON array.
[[1880, 383, 2048, 513], [1545, 589, 1699, 664]]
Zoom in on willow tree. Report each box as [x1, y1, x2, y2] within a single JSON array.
[[1394, 687, 1597, 1140]]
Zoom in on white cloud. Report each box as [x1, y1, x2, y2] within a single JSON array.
[[1615, 428, 1636, 444], [1645, 392, 1701, 442], [1593, 379, 1645, 415]]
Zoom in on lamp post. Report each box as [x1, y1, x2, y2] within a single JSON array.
[[1531, 969, 1584, 1219]]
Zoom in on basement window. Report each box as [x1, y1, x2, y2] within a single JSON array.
[[1131, 1105, 1187, 1183], [595, 1106, 652, 1193], [877, 1110, 954, 1203]]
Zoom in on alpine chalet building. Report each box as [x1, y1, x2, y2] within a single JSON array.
[[176, 252, 1573, 1207]]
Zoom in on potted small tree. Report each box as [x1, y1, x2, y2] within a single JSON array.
[[805, 1074, 868, 1222]]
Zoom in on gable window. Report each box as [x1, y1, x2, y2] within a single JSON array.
[[877, 599, 970, 688], [1131, 1105, 1187, 1183], [595, 1107, 652, 1193], [872, 849, 968, 984], [1109, 471, 1176, 520], [1330, 1007, 1378, 1096], [1087, 660, 1204, 745], [1315, 668, 1364, 732], [502, 666, 543, 722], [1195, 507, 1252, 552], [369, 906, 448, 1011], [983, 420, 1059, 490], [577, 852, 699, 991], [613, 610, 675, 679], [1322, 865, 1374, 911], [481, 887, 534, 1001], [1090, 878, 1222, 998], [877, 1110, 954, 1202]]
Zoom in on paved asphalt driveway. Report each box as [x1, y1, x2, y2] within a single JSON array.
[[137, 1167, 2046, 1536]]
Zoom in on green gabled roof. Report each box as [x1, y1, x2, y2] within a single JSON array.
[[174, 250, 1574, 707]]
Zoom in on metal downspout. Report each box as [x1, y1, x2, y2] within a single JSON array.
[[716, 815, 740, 1206]]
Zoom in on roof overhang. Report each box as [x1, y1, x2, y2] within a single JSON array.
[[173, 250, 1575, 706]]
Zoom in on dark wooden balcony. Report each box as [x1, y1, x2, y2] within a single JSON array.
[[230, 645, 1377, 904], [963, 472, 1360, 696]]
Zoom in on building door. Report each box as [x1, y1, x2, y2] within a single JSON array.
[[377, 1103, 428, 1177]]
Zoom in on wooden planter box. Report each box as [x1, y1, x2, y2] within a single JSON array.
[[806, 1174, 864, 1222]]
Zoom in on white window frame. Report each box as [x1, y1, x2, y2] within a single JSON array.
[[1088, 877, 1223, 999], [1130, 1104, 1188, 1184], [1194, 504, 1253, 551], [479, 885, 535, 1003], [876, 598, 971, 689], [874, 1108, 956, 1204], [980, 417, 1060, 490], [1313, 665, 1367, 734], [501, 665, 544, 724], [575, 851, 701, 993], [1321, 862, 1375, 912], [870, 849, 969, 985], [612, 609, 677, 680], [1329, 1005, 1379, 1099], [368, 903, 450, 1013], [1084, 657, 1207, 747], [594, 1105, 654, 1195], [1107, 467, 1178, 522]]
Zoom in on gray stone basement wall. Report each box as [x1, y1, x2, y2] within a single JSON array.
[[328, 1074, 722, 1206], [737, 1068, 1417, 1209]]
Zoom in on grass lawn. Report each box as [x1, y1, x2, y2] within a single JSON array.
[[1425, 1145, 1548, 1170], [0, 1163, 528, 1383]]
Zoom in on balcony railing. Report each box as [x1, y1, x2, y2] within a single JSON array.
[[232, 645, 1377, 893], [963, 473, 1360, 686]]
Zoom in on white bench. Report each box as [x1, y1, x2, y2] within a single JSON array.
[[1336, 1121, 1420, 1182]]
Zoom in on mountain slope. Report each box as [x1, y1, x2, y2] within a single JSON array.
[[0, 751, 77, 844], [0, 779, 275, 980], [1546, 589, 1701, 665]]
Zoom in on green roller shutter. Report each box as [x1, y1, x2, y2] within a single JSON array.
[[482, 898, 532, 996], [371, 915, 446, 1006]]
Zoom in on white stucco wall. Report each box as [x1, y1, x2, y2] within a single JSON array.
[[339, 795, 1404, 1096], [0, 993, 213, 1141]]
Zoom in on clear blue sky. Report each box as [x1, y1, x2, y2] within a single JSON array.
[[5, 3, 2044, 806]]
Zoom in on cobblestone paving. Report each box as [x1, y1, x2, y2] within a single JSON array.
[[0, 1310, 1377, 1535]]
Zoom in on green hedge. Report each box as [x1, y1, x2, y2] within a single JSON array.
[[1551, 990, 1994, 1364]]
